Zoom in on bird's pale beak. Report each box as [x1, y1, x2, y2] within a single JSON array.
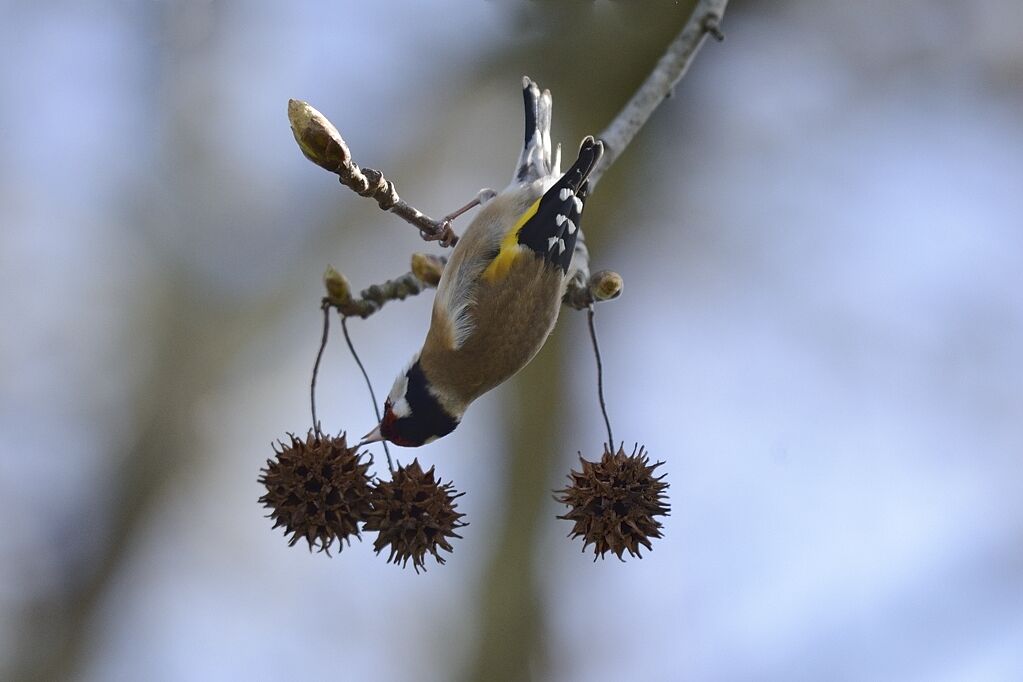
[[359, 424, 385, 447]]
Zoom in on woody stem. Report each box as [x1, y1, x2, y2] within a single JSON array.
[[587, 306, 615, 447], [310, 303, 331, 436], [341, 316, 395, 475]]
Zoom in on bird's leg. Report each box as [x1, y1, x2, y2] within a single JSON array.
[[425, 188, 497, 247], [441, 188, 497, 223]]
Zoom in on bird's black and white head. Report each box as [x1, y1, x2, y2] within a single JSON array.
[[361, 356, 460, 448]]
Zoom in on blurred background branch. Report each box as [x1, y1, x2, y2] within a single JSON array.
[[588, 0, 728, 189], [465, 3, 728, 680]]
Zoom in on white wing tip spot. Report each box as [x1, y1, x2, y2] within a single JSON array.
[[558, 238, 566, 254], [571, 196, 583, 213], [555, 214, 566, 226], [559, 188, 573, 201], [566, 218, 577, 234], [547, 236, 559, 252]]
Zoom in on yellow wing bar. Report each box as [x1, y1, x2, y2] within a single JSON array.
[[481, 197, 541, 283]]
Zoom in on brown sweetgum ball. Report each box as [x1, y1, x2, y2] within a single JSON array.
[[556, 443, 670, 560], [259, 430, 373, 553], [364, 459, 466, 573]]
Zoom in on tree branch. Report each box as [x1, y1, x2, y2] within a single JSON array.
[[321, 252, 622, 318], [289, 100, 460, 246], [298, 0, 728, 315], [322, 254, 445, 318], [587, 0, 729, 189]]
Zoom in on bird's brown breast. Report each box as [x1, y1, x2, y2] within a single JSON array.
[[420, 258, 563, 412]]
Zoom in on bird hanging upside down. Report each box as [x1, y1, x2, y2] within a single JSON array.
[[362, 77, 603, 447]]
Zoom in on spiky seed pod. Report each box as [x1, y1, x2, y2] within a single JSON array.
[[556, 443, 670, 560], [259, 430, 373, 554], [364, 459, 467, 573]]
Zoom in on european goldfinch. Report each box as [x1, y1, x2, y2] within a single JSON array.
[[363, 77, 603, 447]]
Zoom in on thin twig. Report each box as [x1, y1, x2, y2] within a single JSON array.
[[327, 257, 615, 317], [340, 270, 435, 318], [323, 256, 443, 319], [341, 316, 394, 474], [568, 0, 729, 304], [289, 99, 460, 246], [587, 0, 730, 189], [586, 306, 614, 448], [310, 303, 330, 436], [327, 257, 622, 318]]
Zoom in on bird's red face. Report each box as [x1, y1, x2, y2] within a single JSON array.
[[363, 361, 460, 448], [378, 400, 418, 447]]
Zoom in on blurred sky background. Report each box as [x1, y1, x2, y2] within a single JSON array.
[[2, 1, 1022, 681]]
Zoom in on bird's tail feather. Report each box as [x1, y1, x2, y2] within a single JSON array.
[[515, 77, 557, 182]]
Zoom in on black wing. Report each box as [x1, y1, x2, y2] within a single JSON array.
[[517, 136, 603, 273]]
